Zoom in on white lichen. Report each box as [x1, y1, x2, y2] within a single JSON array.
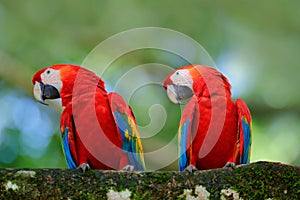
[[107, 188, 131, 200], [182, 185, 210, 200], [5, 181, 19, 191], [220, 188, 241, 200], [183, 189, 198, 200], [15, 170, 36, 178], [195, 185, 210, 199]]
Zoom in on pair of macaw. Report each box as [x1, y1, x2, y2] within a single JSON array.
[[32, 64, 251, 171]]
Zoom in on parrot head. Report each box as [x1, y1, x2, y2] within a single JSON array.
[[163, 65, 231, 104], [162, 65, 197, 104], [32, 64, 83, 105]]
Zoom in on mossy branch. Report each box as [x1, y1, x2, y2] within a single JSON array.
[[0, 161, 299, 199]]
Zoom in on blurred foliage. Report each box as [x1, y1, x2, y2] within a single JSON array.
[[0, 0, 299, 169]]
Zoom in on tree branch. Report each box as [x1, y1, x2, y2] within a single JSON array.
[[0, 161, 299, 199]]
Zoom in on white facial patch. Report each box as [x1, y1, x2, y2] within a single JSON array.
[[170, 69, 193, 90], [166, 85, 179, 104], [33, 81, 43, 102], [165, 69, 195, 104], [40, 68, 63, 93]]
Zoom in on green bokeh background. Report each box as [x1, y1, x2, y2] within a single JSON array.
[[0, 0, 299, 169]]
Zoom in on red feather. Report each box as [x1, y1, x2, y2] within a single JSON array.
[[168, 65, 252, 170], [33, 64, 144, 170]]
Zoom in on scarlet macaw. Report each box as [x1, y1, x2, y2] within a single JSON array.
[[32, 64, 145, 171], [163, 65, 251, 171]]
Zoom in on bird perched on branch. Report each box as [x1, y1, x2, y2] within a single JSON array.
[[32, 64, 145, 171], [163, 65, 251, 171]]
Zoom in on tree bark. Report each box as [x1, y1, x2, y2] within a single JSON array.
[[0, 161, 299, 199]]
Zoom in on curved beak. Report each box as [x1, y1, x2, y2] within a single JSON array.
[[166, 85, 194, 104], [33, 82, 60, 105]]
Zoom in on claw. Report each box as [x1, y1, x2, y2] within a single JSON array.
[[121, 165, 135, 172], [77, 163, 91, 172], [184, 164, 198, 173], [223, 162, 236, 169]]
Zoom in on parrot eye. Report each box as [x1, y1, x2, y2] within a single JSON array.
[[46, 70, 51, 75], [176, 71, 179, 75]]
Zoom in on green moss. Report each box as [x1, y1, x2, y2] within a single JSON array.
[[0, 162, 299, 199], [227, 162, 300, 199]]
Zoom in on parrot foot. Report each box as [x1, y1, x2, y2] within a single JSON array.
[[184, 164, 198, 173], [121, 165, 135, 172], [77, 163, 91, 172], [223, 162, 236, 169]]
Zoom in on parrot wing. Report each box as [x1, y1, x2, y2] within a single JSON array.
[[60, 108, 78, 169], [108, 92, 146, 170], [178, 95, 199, 171], [236, 99, 252, 164]]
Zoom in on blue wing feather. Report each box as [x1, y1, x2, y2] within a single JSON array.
[[236, 99, 252, 165], [179, 119, 190, 171], [61, 127, 77, 169], [241, 118, 251, 164], [109, 92, 145, 170], [113, 110, 145, 171], [178, 96, 199, 171]]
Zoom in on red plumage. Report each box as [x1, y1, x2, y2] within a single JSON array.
[[32, 64, 145, 170], [163, 65, 252, 171]]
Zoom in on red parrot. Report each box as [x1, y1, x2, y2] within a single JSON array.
[[163, 65, 252, 171], [32, 64, 145, 171]]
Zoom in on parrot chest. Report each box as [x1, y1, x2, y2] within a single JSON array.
[[192, 95, 237, 169]]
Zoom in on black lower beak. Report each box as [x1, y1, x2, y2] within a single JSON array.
[[174, 85, 194, 103], [40, 82, 60, 100]]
